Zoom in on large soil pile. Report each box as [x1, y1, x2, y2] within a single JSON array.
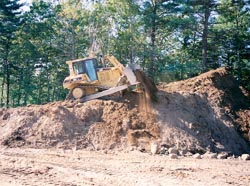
[[0, 97, 160, 151], [0, 67, 249, 155], [157, 67, 250, 154]]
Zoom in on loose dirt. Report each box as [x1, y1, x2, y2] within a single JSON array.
[[156, 67, 250, 155], [1, 67, 249, 154], [0, 148, 249, 186], [0, 67, 250, 185], [0, 99, 159, 151]]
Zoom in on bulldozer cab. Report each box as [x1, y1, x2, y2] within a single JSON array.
[[72, 58, 98, 81]]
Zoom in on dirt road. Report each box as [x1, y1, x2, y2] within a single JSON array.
[[0, 148, 249, 186]]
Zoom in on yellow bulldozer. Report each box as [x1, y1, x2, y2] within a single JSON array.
[[63, 55, 157, 102]]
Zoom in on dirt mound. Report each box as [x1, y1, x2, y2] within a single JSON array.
[[157, 67, 250, 155], [0, 67, 249, 155], [0, 97, 159, 151]]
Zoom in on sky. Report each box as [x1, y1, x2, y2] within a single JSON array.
[[19, 0, 32, 12]]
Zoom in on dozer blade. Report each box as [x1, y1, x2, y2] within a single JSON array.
[[123, 66, 137, 85], [79, 84, 129, 103]]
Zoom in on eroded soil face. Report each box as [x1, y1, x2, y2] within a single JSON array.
[[156, 68, 250, 155]]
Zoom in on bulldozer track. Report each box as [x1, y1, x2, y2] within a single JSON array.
[[65, 84, 111, 100]]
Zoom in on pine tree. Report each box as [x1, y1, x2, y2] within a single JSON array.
[[0, 0, 23, 107]]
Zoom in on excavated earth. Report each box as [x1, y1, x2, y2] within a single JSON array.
[[1, 67, 250, 186], [157, 68, 250, 155], [0, 67, 250, 155]]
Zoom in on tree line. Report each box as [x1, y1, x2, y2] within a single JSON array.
[[0, 0, 250, 107]]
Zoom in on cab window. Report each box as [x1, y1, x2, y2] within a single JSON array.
[[73, 61, 85, 75], [85, 59, 98, 81]]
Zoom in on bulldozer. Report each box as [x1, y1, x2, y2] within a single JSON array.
[[63, 55, 155, 102]]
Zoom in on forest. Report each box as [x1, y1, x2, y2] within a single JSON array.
[[0, 0, 250, 107]]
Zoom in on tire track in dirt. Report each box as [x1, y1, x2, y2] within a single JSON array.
[[1, 148, 250, 186]]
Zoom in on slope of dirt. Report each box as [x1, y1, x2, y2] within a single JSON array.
[[157, 67, 250, 155], [0, 67, 249, 155], [0, 97, 159, 151]]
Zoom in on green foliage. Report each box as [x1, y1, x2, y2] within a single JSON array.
[[214, 0, 250, 88], [0, 0, 250, 107], [0, 0, 24, 107]]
